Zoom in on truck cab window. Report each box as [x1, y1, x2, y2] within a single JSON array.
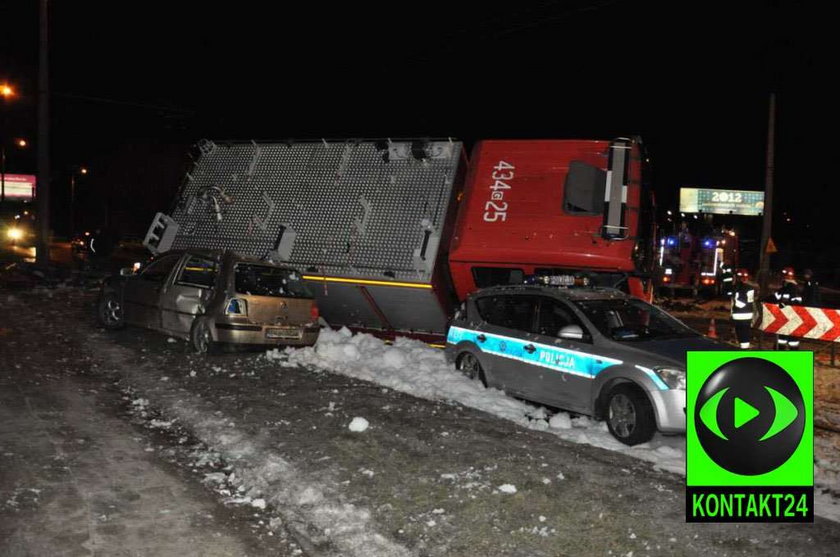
[[563, 160, 606, 215], [472, 267, 525, 288]]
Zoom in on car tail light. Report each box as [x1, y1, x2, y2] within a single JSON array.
[[226, 298, 248, 316], [310, 303, 319, 322]]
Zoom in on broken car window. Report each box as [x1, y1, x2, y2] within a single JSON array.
[[234, 264, 313, 298]]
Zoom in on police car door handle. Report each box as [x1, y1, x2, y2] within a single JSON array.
[[524, 344, 536, 354], [476, 334, 487, 343]]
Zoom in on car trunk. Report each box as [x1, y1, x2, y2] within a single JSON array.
[[242, 294, 314, 326]]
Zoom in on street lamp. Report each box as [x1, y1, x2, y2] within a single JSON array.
[[70, 166, 89, 235], [1, 82, 18, 205]]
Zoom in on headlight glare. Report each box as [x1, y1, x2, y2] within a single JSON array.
[[654, 367, 686, 390]]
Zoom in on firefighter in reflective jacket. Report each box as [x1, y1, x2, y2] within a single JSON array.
[[720, 263, 735, 297], [731, 269, 755, 349], [774, 266, 803, 349]]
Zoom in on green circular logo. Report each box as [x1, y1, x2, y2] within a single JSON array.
[[694, 357, 805, 475]]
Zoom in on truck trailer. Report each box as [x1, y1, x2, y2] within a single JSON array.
[[144, 137, 653, 343]]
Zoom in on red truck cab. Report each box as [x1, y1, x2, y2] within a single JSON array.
[[448, 138, 653, 300]]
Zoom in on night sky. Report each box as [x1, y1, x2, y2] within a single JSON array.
[[0, 1, 831, 268]]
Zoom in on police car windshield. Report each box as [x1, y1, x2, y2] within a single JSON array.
[[573, 298, 695, 341]]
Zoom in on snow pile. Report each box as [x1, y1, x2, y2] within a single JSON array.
[[272, 328, 840, 522], [548, 413, 572, 430], [271, 328, 686, 474], [348, 417, 369, 432]]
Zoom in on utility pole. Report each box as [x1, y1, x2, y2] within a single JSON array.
[[36, 0, 50, 266], [0, 83, 15, 206], [758, 93, 776, 297]]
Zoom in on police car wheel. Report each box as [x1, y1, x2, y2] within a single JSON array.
[[606, 384, 655, 446], [457, 352, 487, 387]]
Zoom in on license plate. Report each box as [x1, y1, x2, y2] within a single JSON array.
[[266, 327, 302, 340]]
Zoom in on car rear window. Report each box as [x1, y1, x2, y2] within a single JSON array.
[[234, 264, 313, 298]]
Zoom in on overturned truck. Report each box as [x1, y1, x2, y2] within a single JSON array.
[[145, 137, 653, 343]]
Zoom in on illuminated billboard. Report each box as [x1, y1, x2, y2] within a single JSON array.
[[1, 174, 36, 201], [679, 187, 764, 216]]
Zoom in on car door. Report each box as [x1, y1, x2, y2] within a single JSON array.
[[159, 254, 219, 335], [472, 293, 540, 395], [123, 253, 184, 329], [527, 296, 600, 412]]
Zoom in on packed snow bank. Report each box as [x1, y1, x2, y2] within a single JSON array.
[[269, 328, 840, 522], [268, 328, 686, 473]]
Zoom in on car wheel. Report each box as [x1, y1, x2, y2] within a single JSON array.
[[97, 291, 125, 330], [457, 352, 488, 387], [605, 384, 656, 446], [190, 317, 217, 354]]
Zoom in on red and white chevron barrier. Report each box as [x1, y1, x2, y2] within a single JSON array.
[[760, 302, 840, 342]]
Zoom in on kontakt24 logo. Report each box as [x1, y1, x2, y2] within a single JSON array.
[[686, 352, 813, 523]]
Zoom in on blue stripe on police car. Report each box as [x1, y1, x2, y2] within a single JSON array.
[[447, 326, 622, 380]]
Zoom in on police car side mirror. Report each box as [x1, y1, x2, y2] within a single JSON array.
[[558, 324, 584, 340]]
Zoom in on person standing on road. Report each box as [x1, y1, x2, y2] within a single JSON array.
[[720, 263, 735, 297], [774, 266, 803, 350], [801, 268, 821, 307], [89, 227, 117, 273], [731, 269, 755, 349]]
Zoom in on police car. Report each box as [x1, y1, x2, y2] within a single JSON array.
[[445, 277, 727, 445]]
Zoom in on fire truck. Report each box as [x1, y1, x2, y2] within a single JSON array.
[[144, 137, 654, 343], [657, 223, 739, 296]]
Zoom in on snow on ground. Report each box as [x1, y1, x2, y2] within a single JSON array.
[[268, 327, 840, 522], [348, 417, 369, 432], [97, 342, 411, 557], [268, 328, 686, 472]]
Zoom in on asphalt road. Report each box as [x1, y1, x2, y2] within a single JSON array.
[[2, 287, 839, 555]]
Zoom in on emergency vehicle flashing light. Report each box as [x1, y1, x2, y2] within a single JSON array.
[[526, 274, 591, 288]]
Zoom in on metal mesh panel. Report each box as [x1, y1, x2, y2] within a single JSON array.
[[168, 140, 461, 283]]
